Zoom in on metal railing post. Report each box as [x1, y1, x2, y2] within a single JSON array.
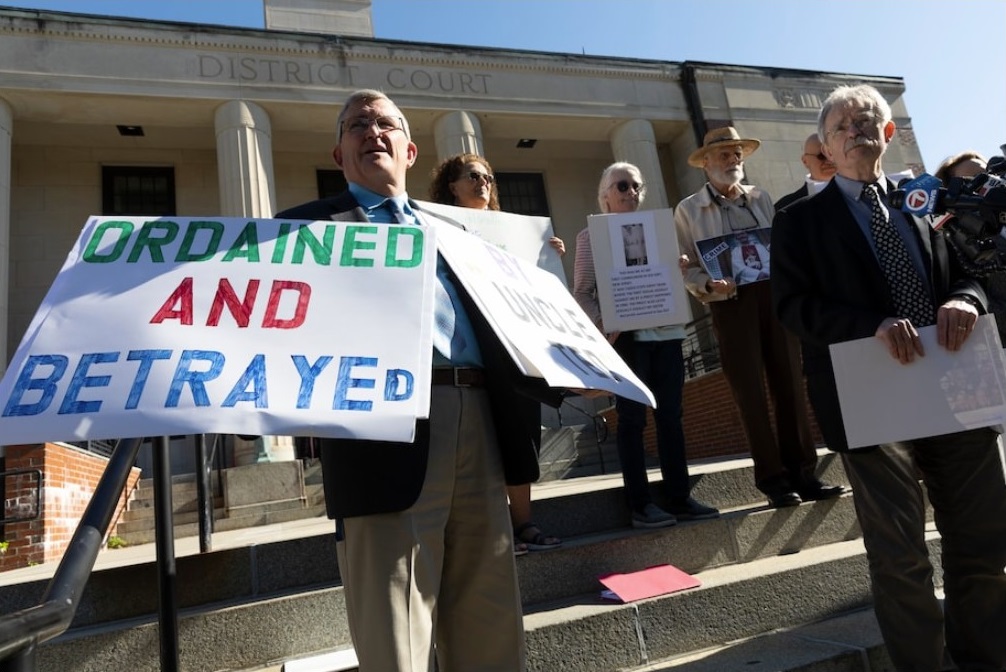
[[195, 434, 213, 553], [152, 436, 179, 672]]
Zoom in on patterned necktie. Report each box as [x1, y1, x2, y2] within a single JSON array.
[[386, 199, 469, 360], [861, 183, 935, 327], [385, 198, 410, 224]]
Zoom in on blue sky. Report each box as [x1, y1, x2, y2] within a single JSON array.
[[7, 0, 1005, 175]]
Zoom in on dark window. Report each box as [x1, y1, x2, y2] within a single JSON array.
[[102, 166, 176, 216], [317, 169, 348, 199], [496, 173, 550, 216]]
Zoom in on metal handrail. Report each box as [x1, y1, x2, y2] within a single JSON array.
[[0, 437, 143, 668], [682, 313, 721, 380], [0, 470, 43, 526]]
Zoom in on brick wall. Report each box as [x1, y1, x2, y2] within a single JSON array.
[[603, 371, 823, 462], [1, 443, 141, 572]]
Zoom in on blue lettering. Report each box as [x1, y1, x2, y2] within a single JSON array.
[[292, 355, 333, 409], [384, 369, 414, 401], [125, 349, 172, 409], [333, 356, 377, 411], [2, 355, 69, 417], [222, 354, 268, 407], [57, 352, 120, 414], [166, 350, 225, 407]]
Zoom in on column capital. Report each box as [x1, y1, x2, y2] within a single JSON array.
[[433, 110, 484, 161], [609, 119, 668, 209]]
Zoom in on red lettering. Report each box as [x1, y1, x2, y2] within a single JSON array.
[[150, 277, 194, 325], [207, 279, 260, 327], [262, 280, 311, 329]]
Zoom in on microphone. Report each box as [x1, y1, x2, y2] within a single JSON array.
[[888, 173, 944, 216]]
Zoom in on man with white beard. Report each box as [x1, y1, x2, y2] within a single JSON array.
[[675, 127, 844, 508]]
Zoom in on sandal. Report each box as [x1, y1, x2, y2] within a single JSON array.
[[514, 521, 562, 551], [514, 542, 529, 557]]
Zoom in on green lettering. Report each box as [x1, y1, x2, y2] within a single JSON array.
[[270, 222, 292, 264], [339, 225, 377, 268], [127, 221, 179, 263], [83, 220, 134, 263], [385, 227, 423, 268], [292, 224, 335, 265], [177, 221, 224, 262], [222, 222, 261, 262]]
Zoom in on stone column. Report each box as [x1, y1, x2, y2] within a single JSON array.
[[610, 119, 668, 209], [214, 100, 276, 217], [0, 98, 12, 372], [433, 110, 484, 161]]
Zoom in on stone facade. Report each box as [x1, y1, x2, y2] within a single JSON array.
[[0, 6, 923, 367]]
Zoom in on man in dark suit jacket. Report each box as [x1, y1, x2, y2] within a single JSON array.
[[276, 89, 560, 672], [772, 84, 1006, 671], [773, 132, 836, 211]]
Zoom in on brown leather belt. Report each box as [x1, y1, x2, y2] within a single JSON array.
[[432, 367, 486, 388]]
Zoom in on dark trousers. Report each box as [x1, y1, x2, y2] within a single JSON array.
[[841, 429, 1006, 671], [615, 338, 690, 511], [709, 281, 817, 490]]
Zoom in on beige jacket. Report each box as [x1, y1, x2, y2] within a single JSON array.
[[674, 182, 775, 303]]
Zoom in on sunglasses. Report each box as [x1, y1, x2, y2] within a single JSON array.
[[613, 180, 644, 193], [465, 171, 495, 185], [803, 152, 828, 162]]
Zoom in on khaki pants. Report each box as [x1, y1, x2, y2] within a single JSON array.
[[337, 386, 525, 672]]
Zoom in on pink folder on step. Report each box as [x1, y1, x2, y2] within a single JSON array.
[[598, 564, 701, 603]]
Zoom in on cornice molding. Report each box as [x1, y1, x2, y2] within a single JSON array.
[[0, 15, 680, 82]]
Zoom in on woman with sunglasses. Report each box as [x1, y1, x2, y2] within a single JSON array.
[[429, 153, 564, 555], [573, 162, 719, 529]]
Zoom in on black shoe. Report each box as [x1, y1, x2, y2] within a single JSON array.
[[797, 480, 847, 501], [766, 490, 802, 508], [666, 497, 720, 520], [760, 476, 802, 508]]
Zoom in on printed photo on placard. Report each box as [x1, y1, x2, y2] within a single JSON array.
[[694, 227, 771, 286]]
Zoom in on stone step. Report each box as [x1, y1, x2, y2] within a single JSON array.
[[32, 533, 942, 672], [629, 606, 894, 671], [0, 451, 882, 672], [115, 500, 328, 546]]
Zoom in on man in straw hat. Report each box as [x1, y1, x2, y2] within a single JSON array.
[[675, 126, 845, 508]]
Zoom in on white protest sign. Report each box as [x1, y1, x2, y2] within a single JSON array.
[[433, 220, 655, 407], [415, 201, 567, 285], [830, 314, 1006, 448], [0, 217, 436, 444], [586, 209, 691, 332]]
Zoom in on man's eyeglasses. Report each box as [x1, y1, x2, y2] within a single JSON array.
[[341, 115, 405, 138], [465, 171, 495, 185], [803, 152, 828, 162], [613, 180, 644, 193], [825, 114, 881, 140]]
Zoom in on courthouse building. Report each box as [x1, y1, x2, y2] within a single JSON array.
[[0, 0, 928, 374]]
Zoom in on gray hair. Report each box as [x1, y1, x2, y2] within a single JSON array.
[[336, 89, 412, 141], [817, 84, 892, 142], [597, 162, 646, 213]]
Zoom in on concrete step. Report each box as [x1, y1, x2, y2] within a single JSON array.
[[30, 532, 941, 672], [0, 451, 883, 672], [116, 501, 328, 546], [630, 606, 894, 671], [120, 498, 224, 523]]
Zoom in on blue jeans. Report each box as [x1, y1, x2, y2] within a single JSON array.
[[615, 339, 690, 511]]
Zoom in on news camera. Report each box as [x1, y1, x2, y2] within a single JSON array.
[[890, 154, 1006, 277]]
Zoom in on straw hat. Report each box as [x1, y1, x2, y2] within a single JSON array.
[[687, 126, 761, 168]]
